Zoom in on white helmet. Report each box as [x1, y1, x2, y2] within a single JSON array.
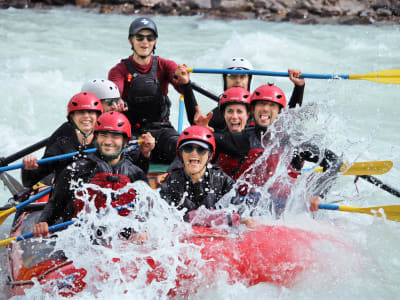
[[223, 57, 253, 70], [81, 79, 120, 101], [222, 57, 253, 91]]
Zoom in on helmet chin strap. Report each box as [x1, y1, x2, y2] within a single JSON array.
[[71, 120, 93, 145]]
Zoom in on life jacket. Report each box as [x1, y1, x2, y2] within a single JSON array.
[[236, 148, 301, 199], [123, 56, 171, 127], [216, 153, 241, 180], [74, 172, 136, 217]]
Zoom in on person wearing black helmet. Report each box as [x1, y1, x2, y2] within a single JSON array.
[[108, 17, 182, 164]]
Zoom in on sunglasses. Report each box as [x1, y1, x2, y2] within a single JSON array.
[[135, 33, 156, 42], [181, 145, 209, 156], [103, 98, 120, 106]]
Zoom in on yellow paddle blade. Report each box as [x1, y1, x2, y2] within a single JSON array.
[[0, 206, 17, 226], [315, 161, 393, 175], [338, 205, 400, 222], [349, 69, 400, 84], [340, 161, 393, 175], [0, 236, 17, 247]]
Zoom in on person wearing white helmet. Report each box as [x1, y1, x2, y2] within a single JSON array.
[[81, 79, 126, 113]]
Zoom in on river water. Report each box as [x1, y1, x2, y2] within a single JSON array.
[[0, 6, 399, 300]]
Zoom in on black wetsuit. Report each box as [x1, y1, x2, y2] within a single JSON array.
[[38, 152, 147, 226], [160, 165, 242, 221]]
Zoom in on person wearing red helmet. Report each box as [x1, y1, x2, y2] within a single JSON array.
[[206, 84, 343, 216], [108, 17, 184, 164], [22, 92, 103, 187], [33, 111, 148, 242], [174, 57, 305, 132], [160, 125, 258, 228]]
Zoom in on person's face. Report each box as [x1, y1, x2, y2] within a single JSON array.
[[181, 144, 210, 175], [101, 98, 120, 112], [226, 74, 249, 89], [70, 110, 98, 134], [96, 132, 124, 161], [223, 103, 249, 132], [130, 29, 156, 57], [252, 101, 281, 128]]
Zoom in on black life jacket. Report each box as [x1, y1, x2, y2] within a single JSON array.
[[123, 56, 171, 126]]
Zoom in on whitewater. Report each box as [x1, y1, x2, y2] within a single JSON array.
[[0, 6, 399, 299]]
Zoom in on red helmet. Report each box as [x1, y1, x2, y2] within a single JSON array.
[[219, 87, 251, 114], [250, 84, 286, 109], [67, 92, 103, 119], [176, 125, 216, 160], [94, 111, 131, 140]]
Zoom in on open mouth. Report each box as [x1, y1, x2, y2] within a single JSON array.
[[230, 121, 242, 131], [259, 113, 271, 123], [188, 158, 200, 166]]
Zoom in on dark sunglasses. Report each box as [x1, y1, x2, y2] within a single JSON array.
[[103, 98, 120, 106], [181, 145, 209, 156], [135, 33, 156, 42]]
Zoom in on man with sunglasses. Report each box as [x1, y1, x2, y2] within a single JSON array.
[[108, 17, 183, 164], [160, 125, 258, 228]]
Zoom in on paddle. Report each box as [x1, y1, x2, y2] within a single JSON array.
[[319, 203, 400, 222], [0, 148, 97, 173], [0, 172, 24, 196], [302, 160, 393, 176], [178, 94, 184, 133], [358, 175, 400, 198], [0, 140, 142, 173], [188, 68, 400, 85], [190, 81, 219, 102], [0, 137, 49, 168], [0, 202, 136, 247], [0, 187, 53, 226]]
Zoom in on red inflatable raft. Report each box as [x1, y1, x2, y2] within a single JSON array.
[[8, 206, 332, 297]]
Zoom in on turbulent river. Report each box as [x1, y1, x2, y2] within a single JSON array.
[[0, 7, 399, 299]]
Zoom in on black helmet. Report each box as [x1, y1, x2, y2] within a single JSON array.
[[128, 17, 158, 38]]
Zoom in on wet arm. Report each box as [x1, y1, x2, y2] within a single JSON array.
[[288, 84, 305, 109]]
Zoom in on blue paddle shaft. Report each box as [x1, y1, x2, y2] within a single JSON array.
[[0, 148, 97, 173], [318, 204, 339, 211], [191, 68, 350, 80], [0, 141, 140, 173], [15, 187, 53, 211], [178, 98, 184, 134]]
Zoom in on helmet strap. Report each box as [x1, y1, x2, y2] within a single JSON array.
[[71, 119, 93, 145]]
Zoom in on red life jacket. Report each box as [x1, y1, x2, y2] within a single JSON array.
[[216, 153, 241, 179], [236, 148, 301, 199], [74, 172, 136, 217]]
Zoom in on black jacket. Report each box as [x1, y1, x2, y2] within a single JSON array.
[[38, 152, 148, 226], [160, 165, 241, 220]]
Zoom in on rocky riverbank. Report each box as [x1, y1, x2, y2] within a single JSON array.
[[2, 0, 400, 25]]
